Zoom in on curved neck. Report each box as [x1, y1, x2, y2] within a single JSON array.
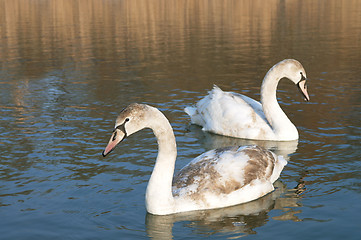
[[261, 66, 298, 139], [145, 109, 177, 215]]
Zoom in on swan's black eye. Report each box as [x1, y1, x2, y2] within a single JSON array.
[[125, 118, 130, 122], [300, 72, 306, 80]]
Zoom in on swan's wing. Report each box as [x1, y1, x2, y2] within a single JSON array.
[[172, 145, 287, 203], [185, 86, 274, 139], [229, 91, 265, 118]]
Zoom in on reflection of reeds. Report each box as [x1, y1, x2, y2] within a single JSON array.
[[0, 0, 271, 62], [2, 0, 358, 67], [1, 0, 360, 85]]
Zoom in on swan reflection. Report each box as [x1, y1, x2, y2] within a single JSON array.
[[186, 125, 298, 160], [146, 181, 304, 239]]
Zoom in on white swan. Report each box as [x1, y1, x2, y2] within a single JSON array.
[[102, 103, 287, 215], [184, 59, 310, 141]]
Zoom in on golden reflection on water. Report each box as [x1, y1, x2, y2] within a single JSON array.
[[1, 0, 360, 76]]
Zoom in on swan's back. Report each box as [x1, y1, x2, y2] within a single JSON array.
[[185, 86, 276, 140], [172, 145, 287, 212]]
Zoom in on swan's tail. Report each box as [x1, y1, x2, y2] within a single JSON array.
[[184, 85, 224, 127], [184, 106, 196, 117], [184, 106, 205, 126]]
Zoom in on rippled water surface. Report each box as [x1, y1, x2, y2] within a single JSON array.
[[1, 0, 360, 239]]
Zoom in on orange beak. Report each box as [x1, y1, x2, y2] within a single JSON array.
[[102, 129, 126, 157]]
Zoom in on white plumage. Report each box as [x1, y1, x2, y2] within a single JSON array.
[[103, 103, 287, 215], [185, 59, 310, 141]]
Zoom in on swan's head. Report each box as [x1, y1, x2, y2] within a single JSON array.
[[279, 59, 310, 101], [102, 103, 152, 157]]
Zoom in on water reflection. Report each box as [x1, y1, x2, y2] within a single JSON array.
[[146, 181, 303, 239], [186, 125, 298, 160]]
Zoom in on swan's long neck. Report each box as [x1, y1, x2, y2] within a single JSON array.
[[261, 66, 298, 140], [145, 109, 177, 215]]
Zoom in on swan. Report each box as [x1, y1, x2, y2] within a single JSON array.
[[102, 103, 287, 215], [184, 59, 310, 141]]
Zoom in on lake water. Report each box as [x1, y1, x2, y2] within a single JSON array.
[[1, 0, 360, 239]]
